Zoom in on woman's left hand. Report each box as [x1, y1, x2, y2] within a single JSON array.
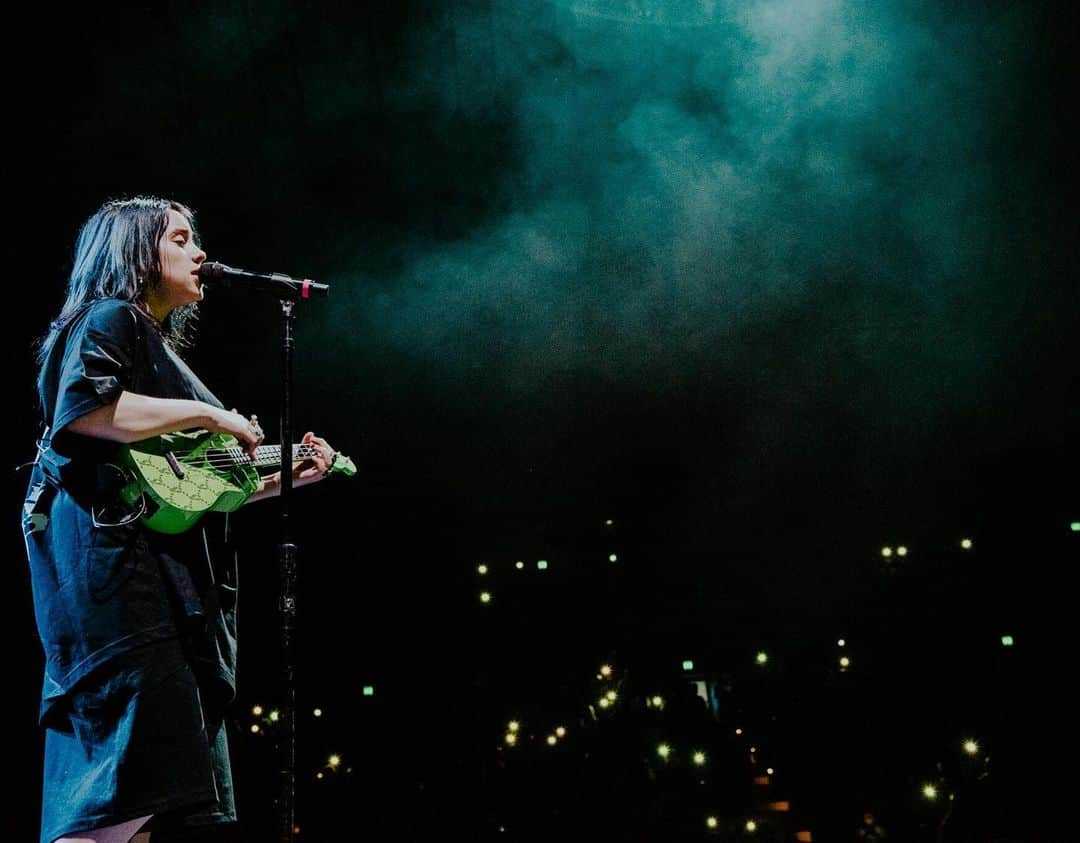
[[294, 431, 337, 484]]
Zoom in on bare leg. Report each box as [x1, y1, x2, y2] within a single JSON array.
[[53, 814, 152, 843]]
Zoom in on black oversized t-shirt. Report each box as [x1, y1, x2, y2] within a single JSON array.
[[24, 299, 238, 723]]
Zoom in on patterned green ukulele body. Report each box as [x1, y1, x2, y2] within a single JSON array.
[[120, 430, 261, 534]]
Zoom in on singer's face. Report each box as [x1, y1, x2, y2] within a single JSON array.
[[154, 208, 207, 317]]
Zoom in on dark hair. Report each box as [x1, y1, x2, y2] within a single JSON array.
[[36, 196, 202, 368]]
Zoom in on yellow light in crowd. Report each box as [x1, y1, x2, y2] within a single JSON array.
[[546, 735, 557, 746], [505, 733, 517, 746], [693, 751, 706, 766], [756, 651, 768, 665], [480, 592, 492, 603], [250, 724, 260, 734], [515, 561, 524, 570], [605, 519, 614, 526], [750, 746, 757, 753], [269, 710, 280, 723], [923, 784, 937, 799], [508, 721, 520, 733], [606, 690, 617, 702], [316, 772, 324, 780], [477, 564, 488, 575], [767, 767, 774, 775], [328, 755, 341, 768], [881, 546, 893, 557], [837, 639, 846, 647], [897, 546, 908, 556], [600, 664, 613, 677], [657, 743, 671, 759], [313, 708, 322, 718], [963, 740, 979, 755], [961, 539, 973, 550], [609, 553, 618, 562], [746, 820, 757, 833], [252, 705, 264, 716], [840, 656, 851, 668], [556, 726, 566, 737], [706, 817, 718, 829], [651, 695, 664, 708], [599, 698, 610, 709], [735, 728, 743, 735]]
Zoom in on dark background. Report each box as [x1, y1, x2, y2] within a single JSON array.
[[12, 2, 1077, 840]]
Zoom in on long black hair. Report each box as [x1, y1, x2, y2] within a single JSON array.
[[36, 196, 202, 369]]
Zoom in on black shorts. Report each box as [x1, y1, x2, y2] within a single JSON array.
[[40, 638, 236, 843]]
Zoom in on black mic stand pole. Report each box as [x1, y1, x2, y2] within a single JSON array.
[[276, 295, 299, 842]]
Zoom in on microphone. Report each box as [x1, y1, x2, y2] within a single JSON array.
[[198, 261, 329, 300]]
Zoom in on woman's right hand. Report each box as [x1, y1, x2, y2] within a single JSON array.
[[208, 406, 265, 460]]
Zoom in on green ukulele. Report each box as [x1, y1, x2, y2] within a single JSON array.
[[112, 430, 356, 534]]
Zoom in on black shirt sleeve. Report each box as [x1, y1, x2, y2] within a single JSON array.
[[51, 300, 139, 437]]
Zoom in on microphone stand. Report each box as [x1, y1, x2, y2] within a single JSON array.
[[273, 291, 315, 842], [206, 267, 325, 841]]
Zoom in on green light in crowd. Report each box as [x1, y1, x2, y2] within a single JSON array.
[[1071, 521, 1080, 532], [1001, 635, 1014, 647], [682, 660, 694, 671], [362, 686, 375, 696], [537, 560, 548, 570]]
